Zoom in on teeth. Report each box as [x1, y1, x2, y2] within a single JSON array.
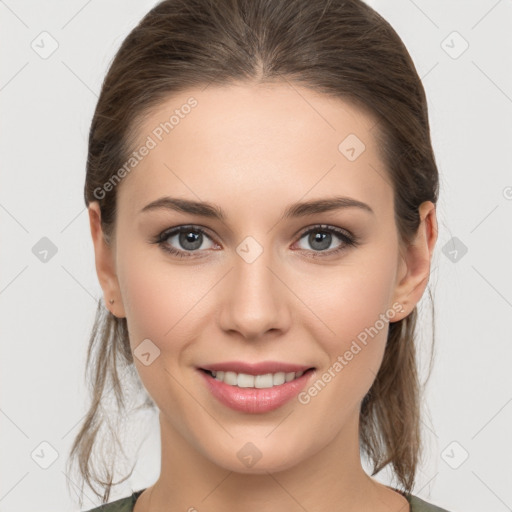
[[208, 369, 307, 388]]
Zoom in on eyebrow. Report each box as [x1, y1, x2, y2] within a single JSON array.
[[139, 195, 375, 220]]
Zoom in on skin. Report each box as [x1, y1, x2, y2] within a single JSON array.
[[89, 82, 437, 512]]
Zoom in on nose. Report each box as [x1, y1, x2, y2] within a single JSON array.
[[218, 245, 291, 341]]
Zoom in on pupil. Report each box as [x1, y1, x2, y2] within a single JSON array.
[[311, 231, 331, 251], [180, 230, 202, 250]]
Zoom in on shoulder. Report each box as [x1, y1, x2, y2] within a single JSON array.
[[408, 493, 453, 512], [82, 489, 145, 512]]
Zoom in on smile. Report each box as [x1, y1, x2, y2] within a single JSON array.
[[198, 367, 316, 413], [204, 369, 307, 388]]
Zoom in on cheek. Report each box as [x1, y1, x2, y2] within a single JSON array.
[[116, 245, 193, 350], [297, 247, 399, 403], [116, 244, 215, 384], [116, 249, 195, 410], [303, 251, 398, 342], [118, 262, 167, 342]]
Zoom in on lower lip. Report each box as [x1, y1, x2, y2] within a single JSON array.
[[198, 368, 315, 414]]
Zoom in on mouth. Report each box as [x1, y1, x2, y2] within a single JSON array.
[[198, 365, 317, 413], [198, 367, 316, 389]]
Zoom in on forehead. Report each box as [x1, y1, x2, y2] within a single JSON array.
[[117, 82, 392, 219]]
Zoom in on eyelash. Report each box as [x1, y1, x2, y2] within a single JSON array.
[[152, 224, 359, 260]]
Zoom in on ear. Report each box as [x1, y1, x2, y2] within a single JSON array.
[[88, 202, 126, 318], [390, 200, 438, 322]]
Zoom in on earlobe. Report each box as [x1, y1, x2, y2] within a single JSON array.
[[88, 202, 126, 318], [390, 201, 438, 322]]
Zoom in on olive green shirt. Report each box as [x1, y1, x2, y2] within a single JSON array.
[[84, 488, 453, 511]]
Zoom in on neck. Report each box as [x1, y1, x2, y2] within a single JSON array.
[[135, 411, 409, 512]]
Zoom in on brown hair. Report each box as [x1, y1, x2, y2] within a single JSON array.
[[68, 0, 439, 506]]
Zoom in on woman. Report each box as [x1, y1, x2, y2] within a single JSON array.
[[68, 0, 451, 510]]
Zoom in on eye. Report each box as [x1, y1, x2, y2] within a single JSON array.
[[293, 224, 358, 258], [154, 225, 217, 258], [153, 223, 359, 259]]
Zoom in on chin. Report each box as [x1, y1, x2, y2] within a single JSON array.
[[202, 438, 308, 474]]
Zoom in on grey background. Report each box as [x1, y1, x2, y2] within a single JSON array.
[[1, 1, 511, 511]]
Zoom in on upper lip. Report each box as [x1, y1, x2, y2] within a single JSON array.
[[199, 361, 314, 375]]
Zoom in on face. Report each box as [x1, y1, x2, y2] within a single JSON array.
[[90, 82, 435, 475]]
